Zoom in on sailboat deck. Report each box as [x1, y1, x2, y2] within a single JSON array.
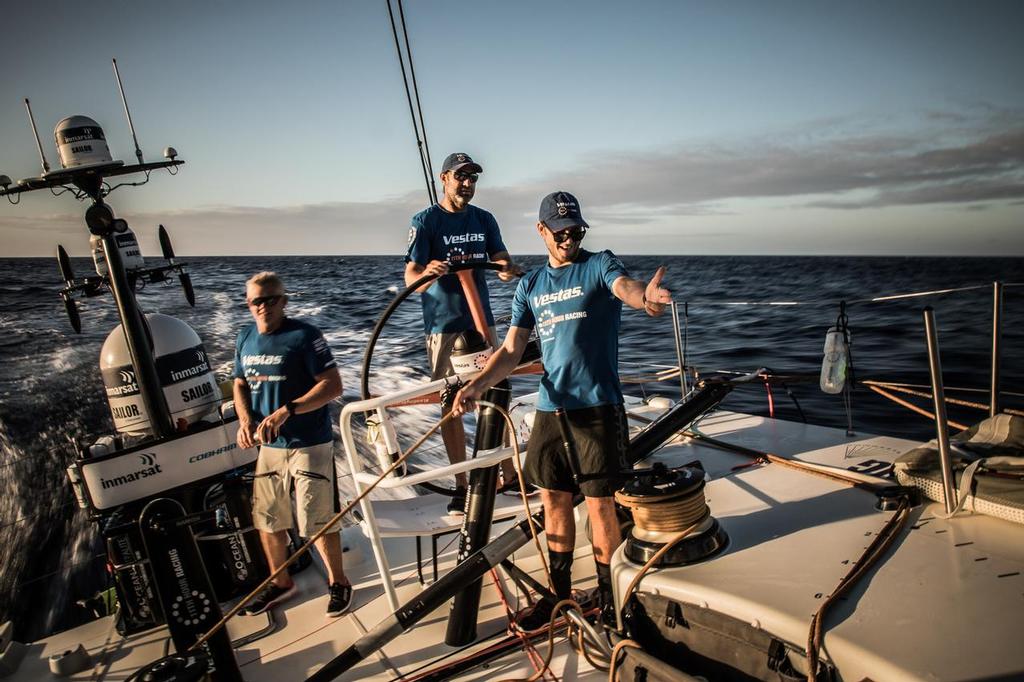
[[9, 409, 1024, 681]]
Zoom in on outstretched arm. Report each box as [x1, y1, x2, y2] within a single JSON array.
[[611, 265, 672, 316], [451, 325, 532, 416]]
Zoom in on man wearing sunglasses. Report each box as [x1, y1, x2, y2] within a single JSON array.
[[451, 191, 671, 629], [232, 271, 353, 618], [404, 152, 523, 515]]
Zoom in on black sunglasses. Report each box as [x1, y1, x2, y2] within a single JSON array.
[[549, 225, 587, 244], [452, 171, 479, 183], [248, 295, 283, 308]]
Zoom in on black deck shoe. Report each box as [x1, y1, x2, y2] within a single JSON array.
[[326, 582, 353, 618], [512, 598, 557, 633], [500, 479, 538, 497], [241, 583, 297, 616], [446, 487, 467, 516]]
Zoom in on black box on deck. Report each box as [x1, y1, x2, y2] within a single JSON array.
[[196, 524, 269, 602], [104, 521, 164, 635]]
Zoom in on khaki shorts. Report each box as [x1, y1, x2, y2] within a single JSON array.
[[426, 327, 497, 380], [251, 442, 340, 537]]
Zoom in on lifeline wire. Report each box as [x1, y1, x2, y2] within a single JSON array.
[[682, 282, 995, 307]]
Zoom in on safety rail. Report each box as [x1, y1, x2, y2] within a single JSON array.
[[339, 374, 527, 611]]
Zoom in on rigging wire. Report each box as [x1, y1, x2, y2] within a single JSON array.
[[862, 380, 1024, 400], [386, 0, 437, 205], [863, 381, 1024, 417], [397, 0, 437, 201]]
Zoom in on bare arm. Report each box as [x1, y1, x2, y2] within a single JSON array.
[[255, 367, 343, 444], [611, 265, 672, 317], [233, 377, 257, 449], [451, 325, 532, 416], [404, 260, 450, 292], [490, 249, 524, 282]]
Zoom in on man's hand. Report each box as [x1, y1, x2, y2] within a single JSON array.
[[423, 260, 450, 278], [451, 381, 487, 417], [256, 407, 290, 444], [496, 261, 524, 282], [644, 266, 672, 316], [236, 414, 257, 450]]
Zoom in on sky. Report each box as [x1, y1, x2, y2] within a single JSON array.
[[1, 0, 1022, 257]]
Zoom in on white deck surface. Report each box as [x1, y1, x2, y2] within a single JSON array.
[[10, 408, 1024, 681]]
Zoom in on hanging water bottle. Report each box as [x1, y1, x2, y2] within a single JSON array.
[[366, 411, 402, 474], [820, 325, 851, 394]]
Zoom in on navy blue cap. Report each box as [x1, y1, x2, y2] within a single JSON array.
[[539, 191, 588, 231], [441, 152, 483, 174]]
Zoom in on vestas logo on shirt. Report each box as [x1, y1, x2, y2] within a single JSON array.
[[443, 233, 484, 245], [532, 286, 584, 307]]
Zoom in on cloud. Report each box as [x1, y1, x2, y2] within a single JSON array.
[[523, 126, 1024, 214], [4, 113, 1022, 256]]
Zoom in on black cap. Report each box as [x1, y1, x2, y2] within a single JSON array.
[[441, 152, 483, 174], [539, 191, 588, 231]]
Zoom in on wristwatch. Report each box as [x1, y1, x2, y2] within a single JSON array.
[[285, 401, 297, 416]]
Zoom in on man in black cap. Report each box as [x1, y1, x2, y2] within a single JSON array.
[[452, 191, 671, 627], [404, 153, 523, 514]]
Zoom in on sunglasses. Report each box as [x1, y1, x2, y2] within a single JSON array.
[[248, 295, 283, 308], [549, 225, 587, 244], [452, 171, 479, 183]]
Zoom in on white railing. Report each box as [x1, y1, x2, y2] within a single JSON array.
[[338, 375, 525, 611]]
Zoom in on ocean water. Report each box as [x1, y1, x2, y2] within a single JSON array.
[[0, 254, 1022, 640]]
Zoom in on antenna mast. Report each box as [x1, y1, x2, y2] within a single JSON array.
[[24, 98, 51, 174], [112, 58, 145, 165]]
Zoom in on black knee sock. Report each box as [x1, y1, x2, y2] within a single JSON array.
[[595, 561, 613, 608], [548, 550, 573, 601]]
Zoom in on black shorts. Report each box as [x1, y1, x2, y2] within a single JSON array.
[[524, 404, 630, 498]]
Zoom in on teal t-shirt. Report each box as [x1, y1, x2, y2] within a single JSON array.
[[405, 204, 507, 334], [511, 249, 628, 411], [232, 317, 336, 448]]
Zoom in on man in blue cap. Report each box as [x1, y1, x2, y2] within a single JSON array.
[[451, 191, 671, 628], [404, 152, 523, 514]]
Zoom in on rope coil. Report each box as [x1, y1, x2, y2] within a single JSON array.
[[615, 482, 710, 540]]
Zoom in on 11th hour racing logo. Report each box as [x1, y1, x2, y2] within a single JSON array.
[[100, 453, 163, 490]]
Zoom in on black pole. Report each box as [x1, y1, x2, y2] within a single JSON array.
[[306, 381, 732, 681], [990, 281, 1003, 417], [89, 202, 175, 437], [445, 379, 510, 645]]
